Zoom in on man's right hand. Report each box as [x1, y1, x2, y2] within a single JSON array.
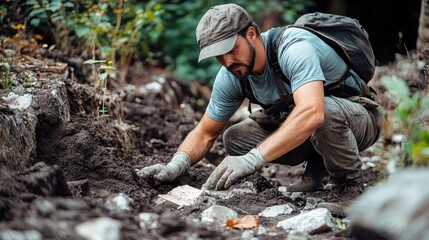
[[137, 152, 191, 182]]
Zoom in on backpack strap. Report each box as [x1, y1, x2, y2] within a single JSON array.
[[240, 26, 294, 113], [266, 27, 290, 88]]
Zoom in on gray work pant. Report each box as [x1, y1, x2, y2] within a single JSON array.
[[222, 96, 384, 180]]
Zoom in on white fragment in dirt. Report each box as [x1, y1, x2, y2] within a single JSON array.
[[0, 229, 42, 240], [241, 229, 255, 239], [2, 92, 33, 110], [362, 161, 376, 170], [201, 205, 238, 225], [105, 193, 133, 212], [392, 134, 405, 143], [277, 208, 335, 234], [286, 229, 309, 240], [138, 76, 165, 94], [259, 204, 294, 217], [138, 212, 159, 231], [278, 186, 287, 194], [303, 197, 323, 211], [371, 155, 382, 162], [51, 89, 58, 97], [156, 185, 203, 206], [257, 225, 267, 235], [75, 217, 121, 240]]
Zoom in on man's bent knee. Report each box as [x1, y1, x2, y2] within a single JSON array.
[[222, 118, 270, 156]]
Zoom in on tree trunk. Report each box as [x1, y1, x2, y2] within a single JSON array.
[[417, 0, 429, 62]]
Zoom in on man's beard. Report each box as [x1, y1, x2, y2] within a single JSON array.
[[227, 38, 256, 79]]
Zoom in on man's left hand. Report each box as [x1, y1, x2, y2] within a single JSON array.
[[202, 149, 266, 190]]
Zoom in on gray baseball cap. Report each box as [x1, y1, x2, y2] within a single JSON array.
[[196, 4, 253, 62]]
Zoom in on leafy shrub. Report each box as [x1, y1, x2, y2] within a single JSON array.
[[23, 0, 164, 84], [2, 1, 314, 85], [382, 75, 429, 166]]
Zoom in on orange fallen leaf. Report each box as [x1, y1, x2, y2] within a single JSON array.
[[224, 215, 259, 230]]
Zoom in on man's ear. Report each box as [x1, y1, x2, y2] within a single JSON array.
[[246, 26, 257, 40]]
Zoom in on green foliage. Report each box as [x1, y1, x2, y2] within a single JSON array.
[[25, 0, 164, 83], [83, 59, 115, 117], [159, 0, 314, 83], [4, 1, 315, 85], [0, 62, 11, 90], [382, 76, 429, 166]]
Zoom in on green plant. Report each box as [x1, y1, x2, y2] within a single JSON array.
[[0, 62, 11, 90], [382, 75, 429, 166], [25, 0, 164, 85], [83, 59, 115, 117], [26, 0, 74, 50]]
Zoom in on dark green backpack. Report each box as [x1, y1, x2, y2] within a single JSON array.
[[242, 12, 376, 113]]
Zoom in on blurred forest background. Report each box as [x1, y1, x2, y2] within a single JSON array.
[[0, 0, 422, 84]]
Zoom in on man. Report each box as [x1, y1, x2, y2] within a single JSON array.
[[138, 4, 383, 204]]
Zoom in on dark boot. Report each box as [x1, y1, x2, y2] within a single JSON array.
[[287, 155, 326, 192], [317, 177, 364, 217]]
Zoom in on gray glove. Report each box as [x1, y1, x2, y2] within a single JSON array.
[[202, 148, 266, 190], [137, 152, 191, 182]]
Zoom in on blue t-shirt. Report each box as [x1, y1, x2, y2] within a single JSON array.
[[206, 27, 361, 122]]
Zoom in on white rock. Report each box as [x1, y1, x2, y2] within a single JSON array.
[[347, 168, 429, 240], [277, 208, 335, 234], [241, 229, 255, 240], [75, 217, 121, 240], [105, 193, 133, 212], [2, 93, 33, 110], [286, 230, 309, 240], [259, 204, 294, 217], [0, 229, 42, 240], [257, 225, 267, 235], [156, 185, 203, 206], [138, 212, 159, 231], [201, 205, 237, 225]]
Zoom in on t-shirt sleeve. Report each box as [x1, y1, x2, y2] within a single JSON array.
[[205, 67, 244, 122], [277, 34, 326, 93]]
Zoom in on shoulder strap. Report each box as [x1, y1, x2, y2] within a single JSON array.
[[266, 27, 290, 87]]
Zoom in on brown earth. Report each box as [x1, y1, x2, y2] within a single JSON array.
[[0, 52, 422, 239]]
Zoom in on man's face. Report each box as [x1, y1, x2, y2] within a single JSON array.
[[216, 34, 256, 79]]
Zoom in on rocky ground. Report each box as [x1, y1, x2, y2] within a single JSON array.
[[0, 51, 425, 240]]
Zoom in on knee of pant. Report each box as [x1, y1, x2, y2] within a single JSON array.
[[316, 98, 345, 133], [222, 125, 244, 155], [324, 98, 343, 121], [311, 99, 343, 147]]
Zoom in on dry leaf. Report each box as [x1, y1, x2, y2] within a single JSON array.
[[224, 215, 259, 230]]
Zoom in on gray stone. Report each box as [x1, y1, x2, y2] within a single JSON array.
[[287, 230, 309, 240], [347, 168, 429, 240], [0, 230, 42, 240], [156, 185, 203, 206], [303, 197, 323, 211], [0, 94, 37, 172], [105, 193, 133, 213], [277, 208, 335, 234], [138, 212, 159, 231], [75, 217, 121, 240], [201, 205, 237, 225], [259, 204, 294, 217]]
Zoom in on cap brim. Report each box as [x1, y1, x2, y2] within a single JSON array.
[[198, 34, 237, 62]]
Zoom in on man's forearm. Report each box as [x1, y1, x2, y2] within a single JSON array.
[[258, 81, 325, 162], [177, 128, 218, 165], [257, 106, 321, 162]]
